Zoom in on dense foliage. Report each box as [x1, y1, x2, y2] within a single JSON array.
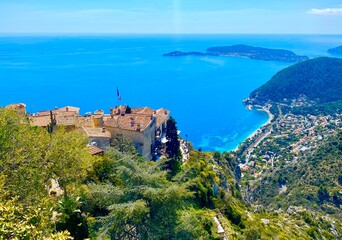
[[0, 108, 92, 239], [87, 149, 192, 239], [1, 108, 340, 239], [250, 57, 342, 104], [250, 130, 342, 218], [165, 117, 181, 177], [328, 46, 342, 55], [289, 100, 342, 116]]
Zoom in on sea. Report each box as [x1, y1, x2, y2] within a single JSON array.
[[0, 34, 341, 152]]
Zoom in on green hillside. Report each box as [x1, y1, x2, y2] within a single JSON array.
[[328, 46, 342, 55], [2, 107, 341, 239], [250, 57, 342, 104], [250, 130, 342, 218]]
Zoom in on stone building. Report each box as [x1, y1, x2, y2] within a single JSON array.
[[103, 106, 157, 159], [28, 104, 170, 160], [76, 127, 111, 150], [5, 103, 27, 117], [30, 106, 80, 131]]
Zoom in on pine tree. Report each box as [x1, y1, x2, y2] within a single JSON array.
[[165, 117, 181, 176], [89, 149, 191, 239]]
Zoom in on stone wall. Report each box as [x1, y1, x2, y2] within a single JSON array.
[[106, 118, 156, 159]]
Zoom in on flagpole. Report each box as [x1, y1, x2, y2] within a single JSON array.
[[116, 87, 121, 107]]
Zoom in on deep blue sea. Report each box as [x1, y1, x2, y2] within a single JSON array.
[[0, 34, 341, 152]]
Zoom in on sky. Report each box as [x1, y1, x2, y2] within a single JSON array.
[[0, 0, 342, 34]]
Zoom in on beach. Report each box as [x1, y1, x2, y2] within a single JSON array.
[[232, 105, 274, 152]]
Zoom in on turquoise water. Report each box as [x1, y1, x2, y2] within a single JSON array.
[[0, 34, 341, 152]]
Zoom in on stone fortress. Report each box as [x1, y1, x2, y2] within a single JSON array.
[[6, 103, 170, 159]]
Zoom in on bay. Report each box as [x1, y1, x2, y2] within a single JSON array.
[[0, 34, 341, 152]]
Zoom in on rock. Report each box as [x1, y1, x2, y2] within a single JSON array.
[[286, 206, 304, 215], [48, 178, 64, 197], [274, 208, 284, 214], [213, 216, 225, 234], [253, 205, 264, 213], [261, 218, 270, 225]]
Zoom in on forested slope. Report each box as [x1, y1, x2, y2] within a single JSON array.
[[250, 57, 342, 104]]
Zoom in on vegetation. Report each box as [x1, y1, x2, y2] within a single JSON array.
[[249, 130, 342, 218], [207, 44, 309, 62], [250, 57, 342, 108], [0, 108, 92, 239], [1, 108, 340, 239], [164, 45, 309, 62], [290, 99, 342, 116], [87, 149, 192, 239], [165, 117, 182, 177], [328, 45, 342, 55]]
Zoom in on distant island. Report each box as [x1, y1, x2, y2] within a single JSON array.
[[328, 46, 342, 55], [163, 51, 205, 57], [163, 44, 309, 63]]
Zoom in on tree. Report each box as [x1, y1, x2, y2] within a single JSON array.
[[111, 133, 137, 154], [165, 117, 181, 176], [0, 108, 92, 202], [317, 185, 330, 203], [47, 110, 56, 133], [0, 108, 93, 239], [88, 148, 192, 239], [0, 194, 70, 240]]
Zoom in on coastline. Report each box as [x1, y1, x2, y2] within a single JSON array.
[[231, 106, 273, 152]]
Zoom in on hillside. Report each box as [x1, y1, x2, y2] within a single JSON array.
[[1, 107, 341, 239], [206, 44, 309, 62], [163, 44, 308, 62], [250, 57, 342, 105], [328, 46, 342, 55], [249, 130, 342, 219]]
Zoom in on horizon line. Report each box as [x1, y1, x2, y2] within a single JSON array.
[[0, 32, 342, 36]]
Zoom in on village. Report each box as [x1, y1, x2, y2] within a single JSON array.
[[239, 99, 341, 179], [5, 103, 190, 161]]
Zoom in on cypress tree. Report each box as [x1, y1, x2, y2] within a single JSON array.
[[165, 117, 181, 176]]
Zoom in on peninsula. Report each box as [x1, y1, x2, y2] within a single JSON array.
[[328, 45, 342, 55], [163, 44, 309, 63], [163, 51, 205, 57], [238, 57, 342, 225]]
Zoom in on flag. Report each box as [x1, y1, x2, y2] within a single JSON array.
[[116, 87, 122, 101]]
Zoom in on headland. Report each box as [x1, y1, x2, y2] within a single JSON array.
[[164, 44, 309, 63]]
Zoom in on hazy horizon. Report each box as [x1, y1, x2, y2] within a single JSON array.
[[1, 0, 342, 34]]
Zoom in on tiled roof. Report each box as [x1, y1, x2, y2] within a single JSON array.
[[57, 111, 77, 116], [30, 115, 51, 127], [88, 145, 104, 155], [75, 116, 94, 128], [59, 106, 80, 115], [104, 113, 153, 132], [81, 127, 111, 138], [30, 105, 169, 134], [155, 108, 170, 127], [37, 110, 57, 116], [134, 107, 155, 115], [56, 115, 75, 126]]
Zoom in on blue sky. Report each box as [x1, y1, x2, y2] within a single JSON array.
[[1, 0, 341, 34]]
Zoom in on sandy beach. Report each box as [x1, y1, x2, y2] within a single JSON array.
[[231, 106, 274, 152]]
